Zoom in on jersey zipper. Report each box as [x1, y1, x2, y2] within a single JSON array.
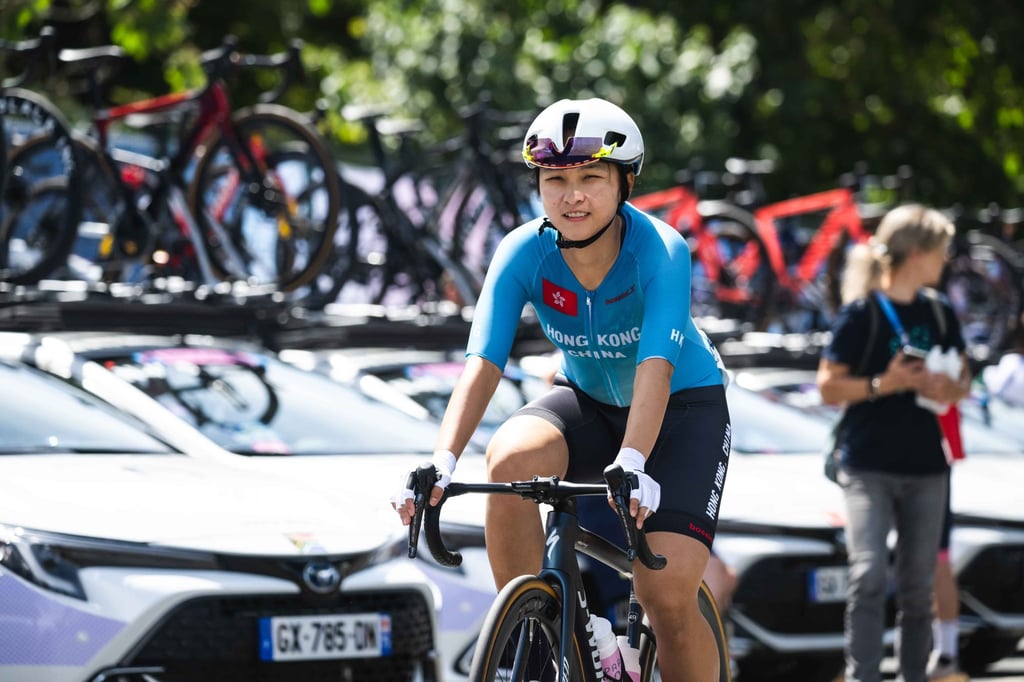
[[585, 292, 623, 405]]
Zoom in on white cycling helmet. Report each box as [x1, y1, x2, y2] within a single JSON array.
[[522, 98, 644, 176]]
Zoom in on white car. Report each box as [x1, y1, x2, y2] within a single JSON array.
[[731, 364, 1024, 675], [0, 355, 443, 682], [0, 329, 495, 682]]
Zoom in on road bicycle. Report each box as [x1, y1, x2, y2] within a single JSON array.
[[303, 98, 537, 311], [940, 204, 1024, 360], [406, 463, 731, 682], [0, 26, 82, 285], [8, 35, 341, 292], [634, 161, 909, 333]]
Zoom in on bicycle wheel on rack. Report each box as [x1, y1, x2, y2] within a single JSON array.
[[187, 104, 341, 292], [942, 230, 1024, 359], [0, 88, 80, 283], [469, 575, 584, 682], [693, 200, 776, 329], [302, 181, 447, 309]]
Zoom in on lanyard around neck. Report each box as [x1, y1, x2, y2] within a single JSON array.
[[873, 291, 912, 347]]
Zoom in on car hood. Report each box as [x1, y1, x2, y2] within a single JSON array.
[[948, 454, 1024, 523], [0, 454, 406, 555], [720, 451, 1024, 531], [719, 453, 847, 530], [231, 453, 492, 530]]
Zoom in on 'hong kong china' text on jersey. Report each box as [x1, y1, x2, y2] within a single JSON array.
[[467, 203, 724, 407]]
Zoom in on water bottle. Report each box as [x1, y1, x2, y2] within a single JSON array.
[[589, 614, 623, 681], [616, 635, 641, 682]]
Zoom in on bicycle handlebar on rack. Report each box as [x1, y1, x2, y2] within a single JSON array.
[[200, 35, 307, 103], [0, 26, 56, 89], [406, 462, 667, 571]]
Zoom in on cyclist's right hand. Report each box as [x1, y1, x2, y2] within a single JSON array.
[[391, 450, 457, 526]]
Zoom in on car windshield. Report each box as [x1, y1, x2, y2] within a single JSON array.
[[0, 360, 173, 454], [101, 347, 441, 455]]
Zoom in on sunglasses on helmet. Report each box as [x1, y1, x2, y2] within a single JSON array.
[[523, 136, 617, 169]]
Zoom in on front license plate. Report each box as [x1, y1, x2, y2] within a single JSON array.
[[258, 613, 391, 661], [808, 566, 848, 603]]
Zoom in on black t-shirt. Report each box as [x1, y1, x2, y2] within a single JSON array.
[[822, 291, 965, 475]]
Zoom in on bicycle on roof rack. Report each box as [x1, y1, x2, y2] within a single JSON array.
[[8, 34, 341, 294], [406, 462, 732, 682], [298, 97, 538, 311], [0, 26, 82, 286], [634, 161, 912, 334]]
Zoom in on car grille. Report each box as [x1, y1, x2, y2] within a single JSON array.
[[733, 555, 896, 635], [114, 588, 435, 682], [957, 543, 1024, 615]]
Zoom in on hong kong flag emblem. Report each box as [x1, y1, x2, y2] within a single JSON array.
[[542, 278, 578, 316]]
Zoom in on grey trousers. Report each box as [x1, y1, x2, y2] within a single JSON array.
[[839, 467, 949, 682]]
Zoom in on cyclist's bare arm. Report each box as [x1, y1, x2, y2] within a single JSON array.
[[436, 355, 503, 461], [617, 358, 673, 526], [623, 358, 673, 456], [394, 355, 502, 525]]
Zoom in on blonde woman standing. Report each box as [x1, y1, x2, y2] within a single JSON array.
[[817, 204, 972, 682]]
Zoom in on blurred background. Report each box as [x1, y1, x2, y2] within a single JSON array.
[[3, 0, 1022, 208]]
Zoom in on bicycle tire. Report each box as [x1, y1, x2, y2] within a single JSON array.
[[304, 181, 451, 308], [693, 200, 776, 329], [941, 230, 1024, 358], [469, 575, 585, 682], [187, 104, 341, 292], [1, 88, 80, 283], [698, 580, 733, 682]]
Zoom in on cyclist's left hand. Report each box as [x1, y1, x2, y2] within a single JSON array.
[[609, 447, 660, 528]]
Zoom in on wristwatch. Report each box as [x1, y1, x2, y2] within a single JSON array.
[[868, 375, 882, 400]]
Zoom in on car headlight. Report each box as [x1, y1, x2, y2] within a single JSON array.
[[0, 523, 219, 600]]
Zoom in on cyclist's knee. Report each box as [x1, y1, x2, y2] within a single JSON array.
[[486, 416, 567, 482]]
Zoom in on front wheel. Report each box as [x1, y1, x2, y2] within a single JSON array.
[[470, 576, 584, 682]]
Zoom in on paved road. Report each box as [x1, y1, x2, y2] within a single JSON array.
[[878, 639, 1024, 681]]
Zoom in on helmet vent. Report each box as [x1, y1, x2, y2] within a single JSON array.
[[604, 131, 626, 148], [561, 113, 580, 145]]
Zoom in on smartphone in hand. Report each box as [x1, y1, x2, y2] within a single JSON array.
[[902, 345, 929, 360]]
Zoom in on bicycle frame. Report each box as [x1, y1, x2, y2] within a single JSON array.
[[748, 187, 866, 292], [80, 50, 296, 284], [412, 472, 667, 682]]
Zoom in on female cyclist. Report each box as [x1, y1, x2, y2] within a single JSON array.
[[394, 97, 732, 682]]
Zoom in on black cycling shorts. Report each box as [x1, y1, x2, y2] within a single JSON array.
[[514, 380, 731, 549]]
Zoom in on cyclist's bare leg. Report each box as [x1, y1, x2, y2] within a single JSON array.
[[635, 532, 718, 682], [484, 414, 569, 589]]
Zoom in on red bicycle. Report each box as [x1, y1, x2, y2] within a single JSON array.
[[634, 163, 902, 332], [10, 35, 340, 292]]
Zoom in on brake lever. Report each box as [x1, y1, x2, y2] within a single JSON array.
[[603, 464, 667, 570], [406, 463, 438, 559]]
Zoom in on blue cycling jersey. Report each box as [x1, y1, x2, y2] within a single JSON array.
[[467, 202, 725, 406]]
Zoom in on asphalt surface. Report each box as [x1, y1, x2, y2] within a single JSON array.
[[874, 639, 1024, 681]]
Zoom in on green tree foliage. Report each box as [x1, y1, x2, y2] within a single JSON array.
[[4, 0, 1022, 207]]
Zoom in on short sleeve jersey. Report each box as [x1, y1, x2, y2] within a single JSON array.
[[467, 202, 724, 407], [822, 291, 966, 474]]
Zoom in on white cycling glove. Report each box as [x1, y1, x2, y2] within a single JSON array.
[[391, 450, 457, 508], [612, 447, 661, 516]]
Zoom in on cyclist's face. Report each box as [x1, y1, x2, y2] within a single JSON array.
[[538, 162, 631, 236]]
